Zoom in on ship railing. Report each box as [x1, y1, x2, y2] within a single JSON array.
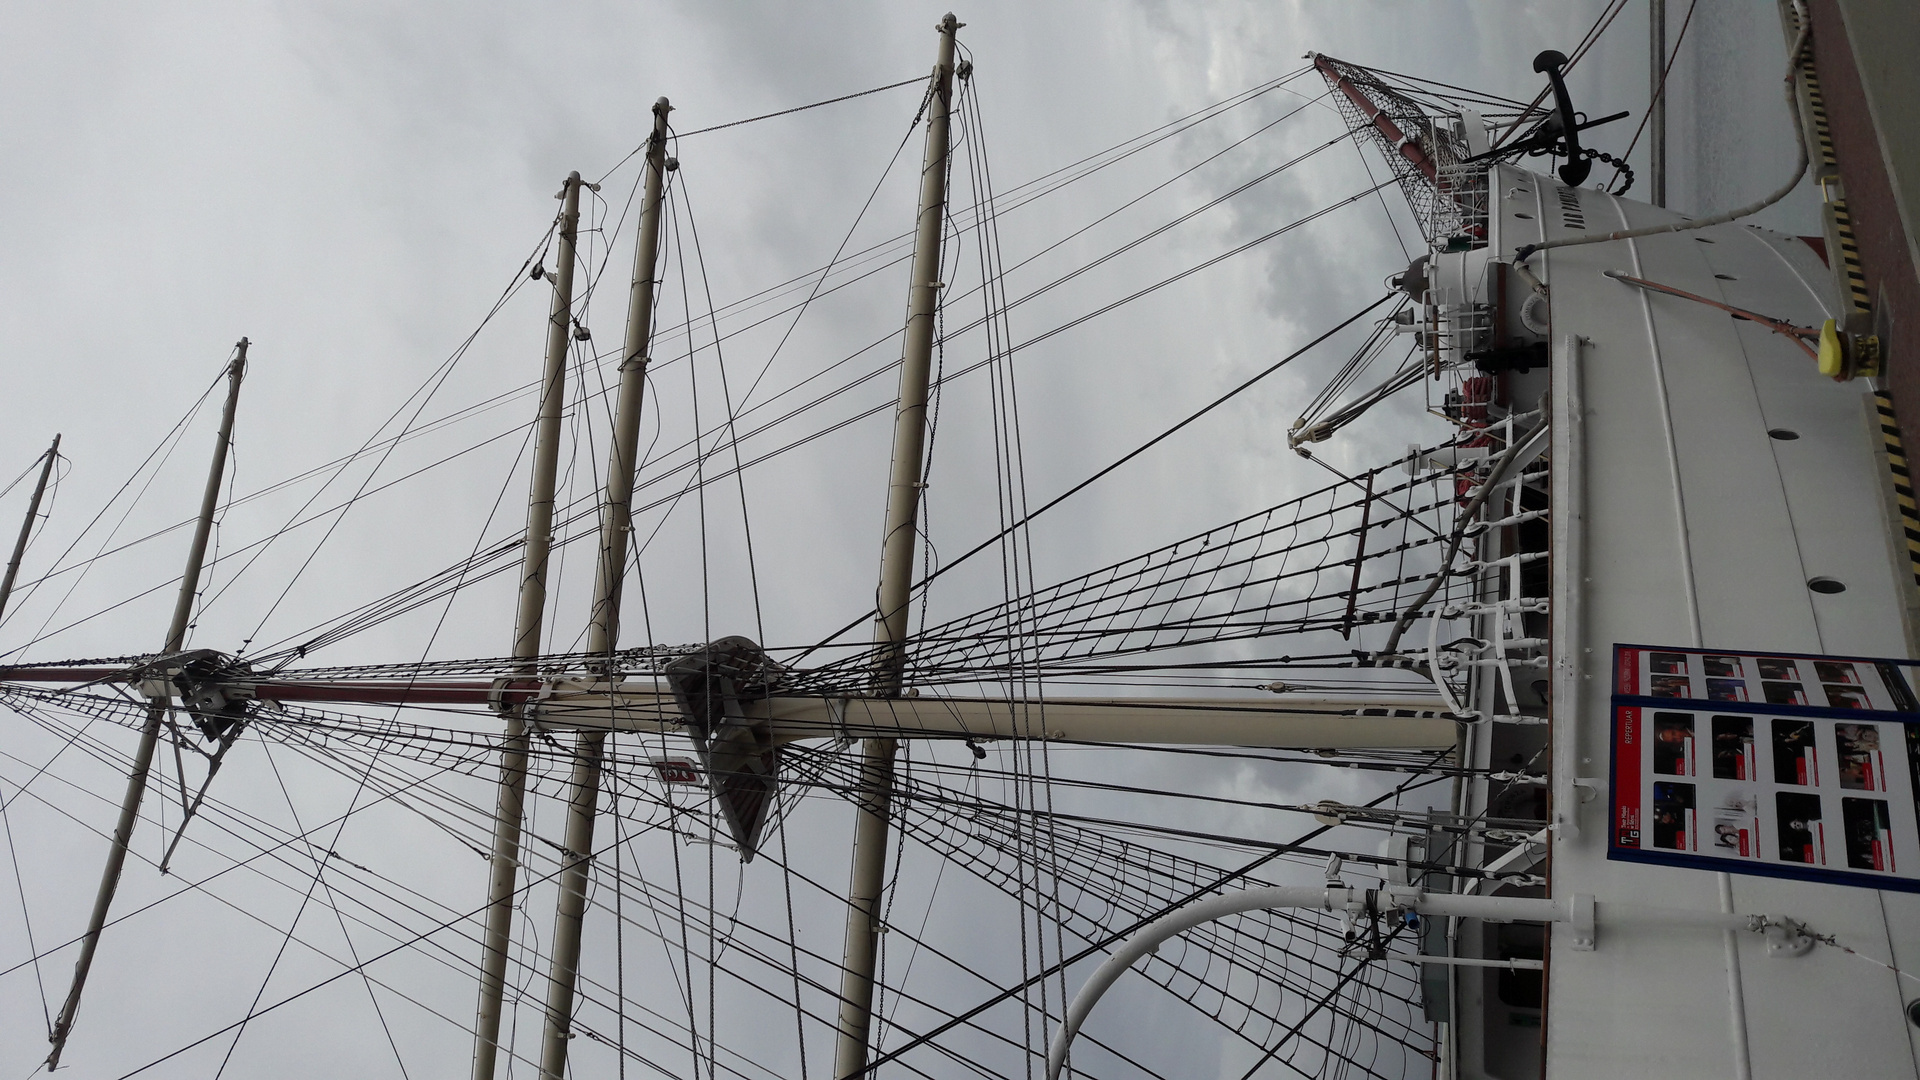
[[1436, 407, 1550, 725], [1424, 403, 1554, 1073], [1434, 162, 1490, 247], [1419, 291, 1493, 371]]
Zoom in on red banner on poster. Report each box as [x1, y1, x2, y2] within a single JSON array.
[[1616, 705, 1641, 849]]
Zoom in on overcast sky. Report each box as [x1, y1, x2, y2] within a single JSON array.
[[0, 0, 1815, 666], [0, 3, 1819, 1077]]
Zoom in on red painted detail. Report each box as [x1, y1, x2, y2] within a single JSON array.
[[1609, 271, 1820, 360], [1313, 55, 1440, 184], [253, 680, 534, 707], [1615, 705, 1642, 849], [652, 758, 702, 784], [1799, 235, 1830, 266], [1459, 376, 1492, 424]]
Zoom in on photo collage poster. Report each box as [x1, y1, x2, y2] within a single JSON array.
[[1609, 645, 1920, 892]]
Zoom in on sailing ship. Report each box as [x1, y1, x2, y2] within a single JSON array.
[[2, 3, 1916, 1078]]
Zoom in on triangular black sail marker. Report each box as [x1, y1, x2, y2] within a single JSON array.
[[663, 636, 784, 861]]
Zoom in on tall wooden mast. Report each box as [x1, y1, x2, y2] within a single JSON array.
[[46, 339, 247, 1070], [834, 14, 961, 1079], [535, 97, 673, 1080], [470, 171, 586, 1080], [0, 433, 60, 623]]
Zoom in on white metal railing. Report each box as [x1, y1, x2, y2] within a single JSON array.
[[1425, 409, 1550, 723]]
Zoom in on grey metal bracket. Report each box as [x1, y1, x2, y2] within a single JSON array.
[[1760, 916, 1816, 958], [1568, 892, 1596, 951]]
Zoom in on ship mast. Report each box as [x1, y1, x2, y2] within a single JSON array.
[[532, 96, 673, 1080], [468, 170, 586, 1080], [0, 433, 60, 623], [46, 339, 247, 1070], [0, 39, 1510, 1074], [1310, 53, 1487, 248], [835, 13, 961, 1079]]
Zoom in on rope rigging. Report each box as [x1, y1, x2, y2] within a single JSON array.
[[0, 67, 1336, 659], [0, 661, 1459, 1076], [0, 669, 1457, 1080], [5, 72, 1379, 675], [0, 49, 1527, 1080]]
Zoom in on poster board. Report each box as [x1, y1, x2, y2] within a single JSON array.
[[1609, 644, 1920, 892]]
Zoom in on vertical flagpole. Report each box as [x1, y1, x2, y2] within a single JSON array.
[[470, 172, 586, 1080], [0, 433, 60, 623], [47, 339, 247, 1069], [536, 98, 672, 1080], [833, 15, 960, 1079]]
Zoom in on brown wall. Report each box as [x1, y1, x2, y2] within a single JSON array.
[[1809, 0, 1920, 415]]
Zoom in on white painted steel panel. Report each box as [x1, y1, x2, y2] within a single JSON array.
[[1520, 162, 1920, 1079]]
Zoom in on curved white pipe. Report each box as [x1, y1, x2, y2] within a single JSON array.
[[1045, 887, 1576, 1080]]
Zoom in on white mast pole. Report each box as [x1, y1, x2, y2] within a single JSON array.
[[470, 172, 586, 1080], [0, 433, 60, 623], [834, 14, 960, 1079], [46, 339, 247, 1070], [534, 98, 672, 1080]]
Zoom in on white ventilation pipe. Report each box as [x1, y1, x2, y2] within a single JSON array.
[[1044, 884, 1799, 1080]]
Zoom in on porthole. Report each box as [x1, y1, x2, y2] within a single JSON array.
[[1808, 577, 1846, 594], [1768, 429, 1799, 440], [1696, 236, 1716, 243], [1908, 999, 1920, 1028], [1715, 273, 1737, 281], [1514, 212, 1534, 220]]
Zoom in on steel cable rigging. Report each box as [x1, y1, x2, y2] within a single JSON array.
[[0, 53, 1496, 1080], [0, 68, 1328, 657]]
